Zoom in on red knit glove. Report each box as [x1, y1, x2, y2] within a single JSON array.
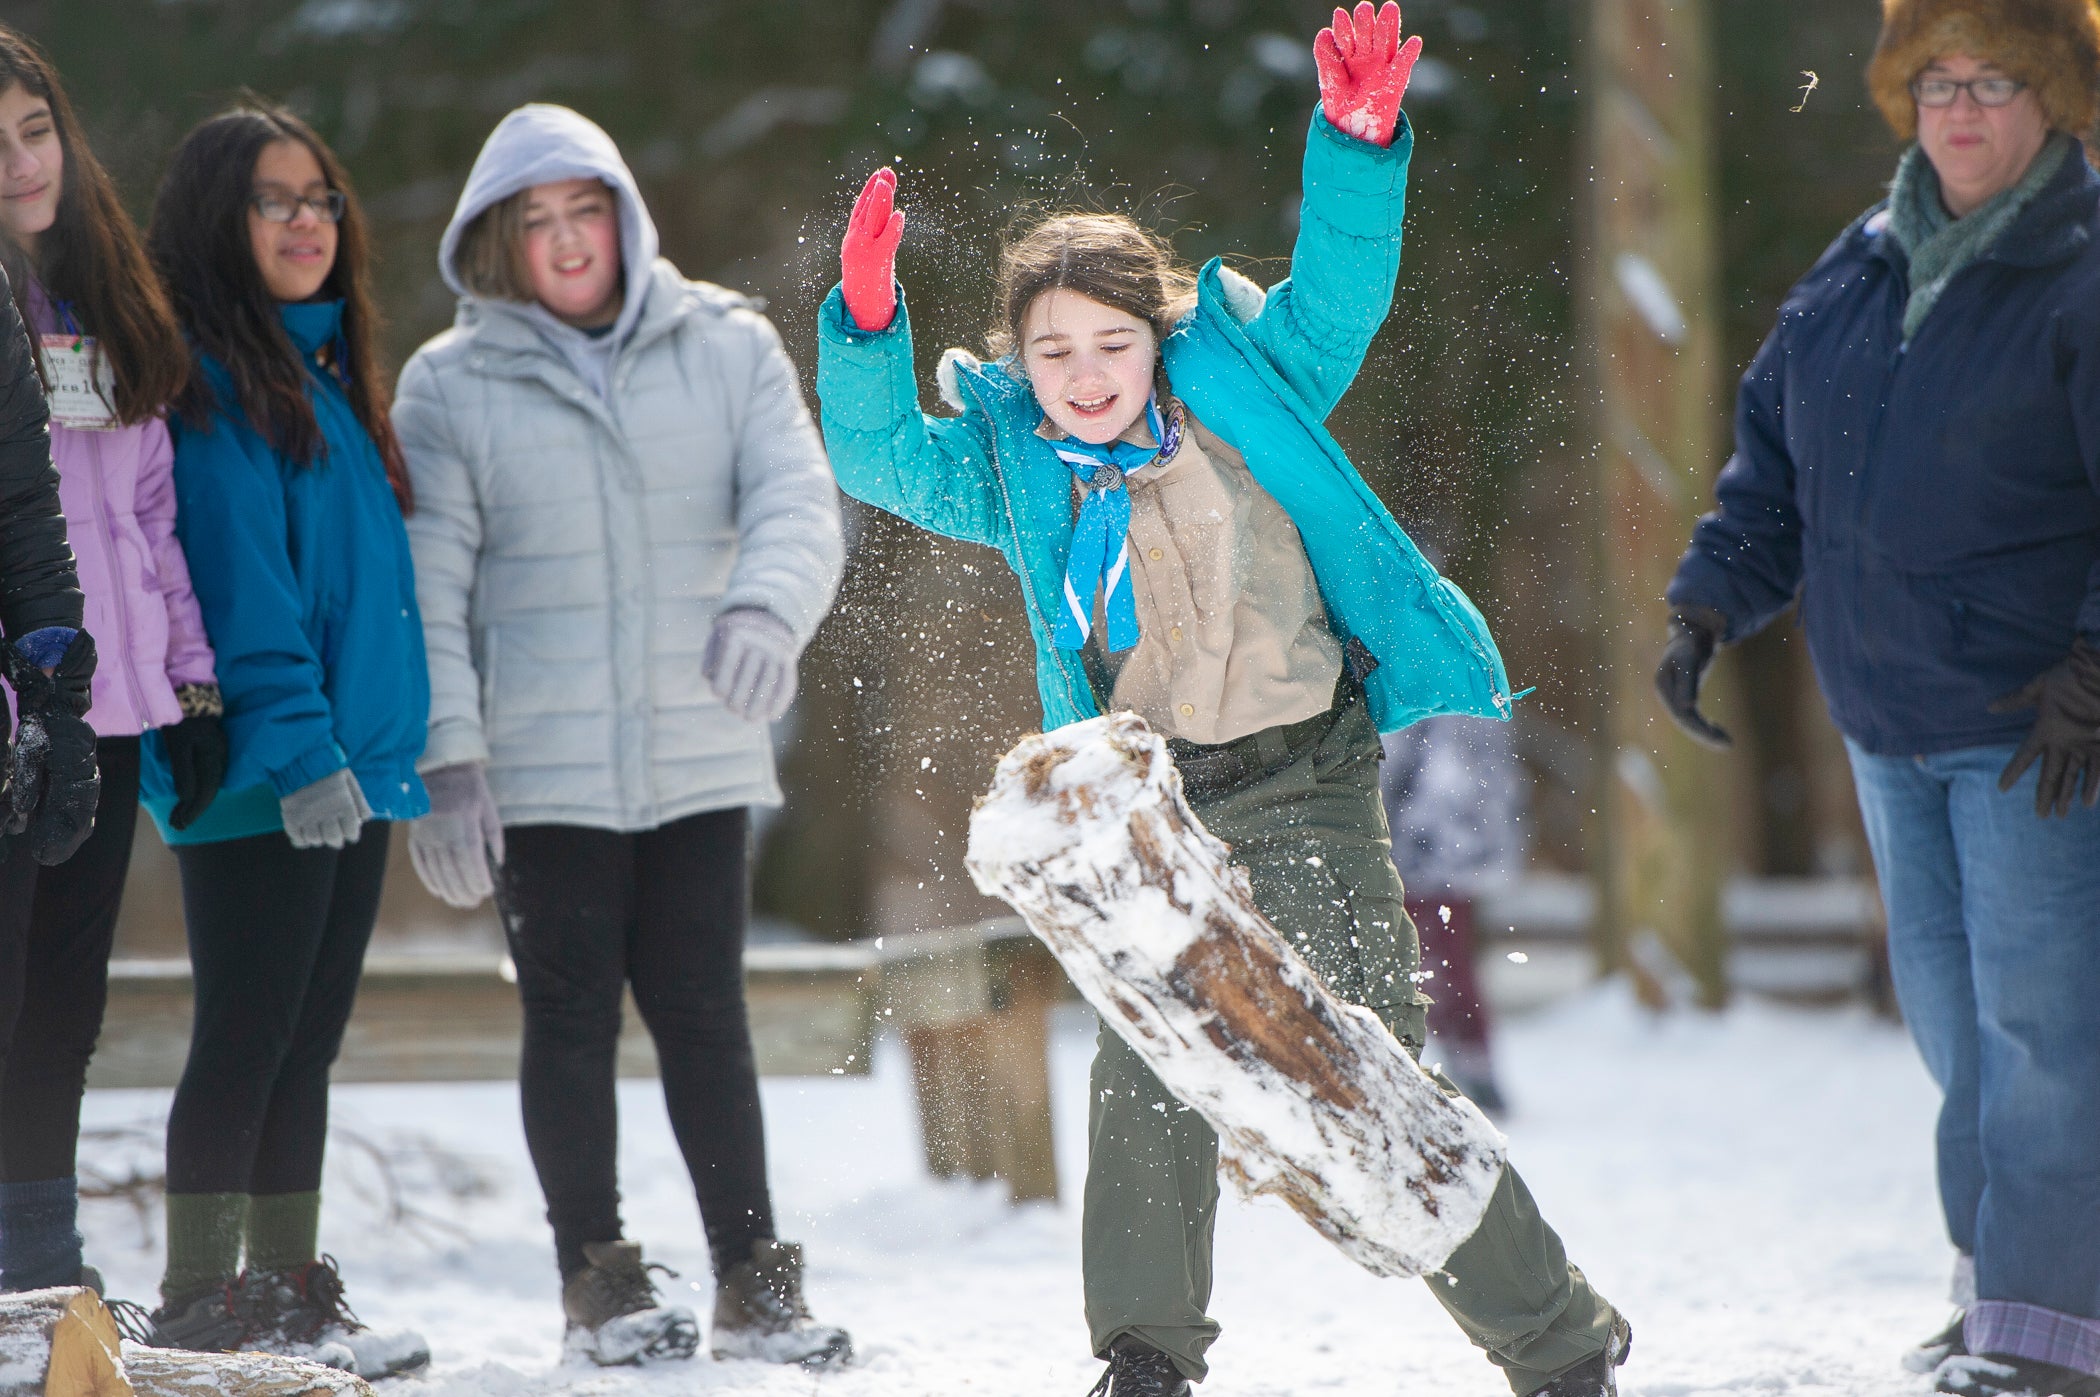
[[840, 167, 905, 333], [1316, 2, 1423, 148]]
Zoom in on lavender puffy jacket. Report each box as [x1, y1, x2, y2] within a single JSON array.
[[30, 282, 215, 737]]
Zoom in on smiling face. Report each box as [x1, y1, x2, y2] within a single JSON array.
[[1916, 53, 2051, 218], [1020, 287, 1159, 445], [247, 137, 337, 302], [0, 82, 61, 255], [521, 177, 621, 328]]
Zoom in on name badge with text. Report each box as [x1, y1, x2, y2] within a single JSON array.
[[40, 334, 119, 432]]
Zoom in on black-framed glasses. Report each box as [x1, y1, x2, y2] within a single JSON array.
[[1911, 75, 2027, 108], [250, 190, 347, 224]]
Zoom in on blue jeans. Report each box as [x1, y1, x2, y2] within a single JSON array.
[[1847, 741, 2100, 1355]]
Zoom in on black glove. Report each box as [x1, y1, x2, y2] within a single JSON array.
[[163, 711, 228, 831], [1987, 638, 2100, 818], [5, 630, 100, 865], [1653, 604, 1733, 750]]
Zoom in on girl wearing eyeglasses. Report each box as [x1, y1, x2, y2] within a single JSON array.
[[136, 102, 429, 1378]]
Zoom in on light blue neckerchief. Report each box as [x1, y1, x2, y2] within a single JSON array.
[[1050, 395, 1180, 652]]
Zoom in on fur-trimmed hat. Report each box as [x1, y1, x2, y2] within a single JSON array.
[[1868, 0, 2100, 139]]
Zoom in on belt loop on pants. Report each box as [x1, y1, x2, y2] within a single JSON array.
[[1252, 724, 1291, 776]]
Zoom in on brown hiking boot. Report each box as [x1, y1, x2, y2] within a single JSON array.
[[710, 1239, 851, 1368], [561, 1240, 698, 1366], [243, 1257, 431, 1379]]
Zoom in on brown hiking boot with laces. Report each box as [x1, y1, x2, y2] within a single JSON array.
[[561, 1240, 699, 1366], [243, 1256, 430, 1379], [710, 1239, 851, 1367]]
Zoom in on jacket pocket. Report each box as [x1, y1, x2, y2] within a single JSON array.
[[1951, 592, 2073, 652]]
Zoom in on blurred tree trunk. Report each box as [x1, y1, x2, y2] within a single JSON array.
[[1581, 0, 1741, 1008]]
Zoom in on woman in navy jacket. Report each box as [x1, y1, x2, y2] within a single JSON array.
[[137, 102, 428, 1379], [1659, 4, 2100, 1394]]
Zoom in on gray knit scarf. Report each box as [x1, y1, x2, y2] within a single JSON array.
[[1885, 134, 2069, 342]]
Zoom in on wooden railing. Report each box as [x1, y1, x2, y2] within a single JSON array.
[[92, 919, 1066, 1205], [88, 875, 1888, 1209]]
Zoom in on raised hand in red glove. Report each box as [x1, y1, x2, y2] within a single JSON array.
[[1315, 2, 1423, 148], [840, 167, 905, 333]]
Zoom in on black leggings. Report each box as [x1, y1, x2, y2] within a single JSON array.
[[496, 808, 773, 1280], [0, 736, 140, 1183], [164, 824, 390, 1196]]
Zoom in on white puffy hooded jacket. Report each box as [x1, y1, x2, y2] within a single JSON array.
[[395, 104, 844, 829]]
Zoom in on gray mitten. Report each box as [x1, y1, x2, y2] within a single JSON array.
[[280, 768, 373, 849], [703, 608, 802, 723], [408, 762, 505, 908]]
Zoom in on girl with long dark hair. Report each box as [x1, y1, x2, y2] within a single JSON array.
[[0, 22, 148, 1303], [138, 102, 428, 1378]]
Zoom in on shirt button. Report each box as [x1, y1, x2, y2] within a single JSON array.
[[1179, 703, 1195, 717], [1149, 548, 1164, 561], [1170, 626, 1183, 642]]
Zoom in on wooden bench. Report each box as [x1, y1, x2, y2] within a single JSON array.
[[91, 920, 1067, 1205]]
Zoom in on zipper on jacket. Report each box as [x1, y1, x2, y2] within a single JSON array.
[[1848, 286, 1909, 686], [957, 373, 1090, 721], [477, 324, 672, 827]]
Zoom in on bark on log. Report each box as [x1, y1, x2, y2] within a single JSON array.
[[0, 1289, 372, 1397], [124, 1349, 372, 1397], [966, 713, 1507, 1278]]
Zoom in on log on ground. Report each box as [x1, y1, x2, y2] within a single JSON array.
[[966, 712, 1506, 1278], [124, 1349, 372, 1397], [0, 1288, 374, 1397], [0, 1288, 126, 1397]]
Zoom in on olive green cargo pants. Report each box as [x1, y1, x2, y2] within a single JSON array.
[[1081, 688, 1617, 1393]]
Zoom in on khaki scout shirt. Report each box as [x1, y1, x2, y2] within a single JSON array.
[[1050, 404, 1343, 745]]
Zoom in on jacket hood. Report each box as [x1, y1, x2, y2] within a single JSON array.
[[437, 104, 659, 353]]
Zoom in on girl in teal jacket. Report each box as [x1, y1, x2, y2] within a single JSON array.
[[136, 102, 428, 1379], [818, 8, 1628, 1395]]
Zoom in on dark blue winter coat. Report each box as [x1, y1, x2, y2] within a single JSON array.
[[1668, 141, 2100, 756], [141, 300, 430, 843]]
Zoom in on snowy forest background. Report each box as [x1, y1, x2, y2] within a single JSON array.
[[11, 0, 1897, 954]]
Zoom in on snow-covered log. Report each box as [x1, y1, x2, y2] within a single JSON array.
[[0, 1288, 371, 1397], [124, 1349, 370, 1397], [966, 713, 1507, 1278]]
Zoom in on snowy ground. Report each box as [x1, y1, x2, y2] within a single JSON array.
[[80, 985, 1956, 1396]]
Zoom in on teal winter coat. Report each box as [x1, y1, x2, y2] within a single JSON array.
[[816, 111, 1511, 736], [141, 300, 430, 843]]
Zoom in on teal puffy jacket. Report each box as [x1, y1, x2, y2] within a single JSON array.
[[142, 300, 430, 843], [816, 111, 1511, 736]]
